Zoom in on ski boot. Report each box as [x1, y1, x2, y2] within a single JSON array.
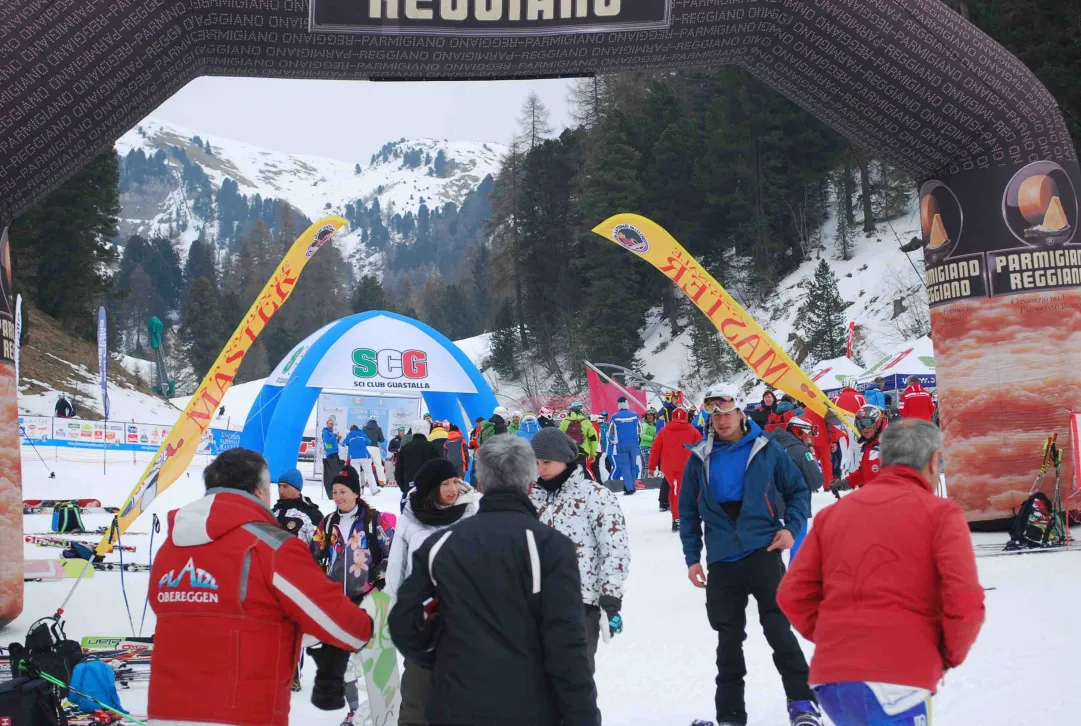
[[340, 711, 355, 726], [659, 501, 670, 513], [291, 675, 302, 692], [788, 699, 822, 726], [672, 519, 680, 533], [623, 489, 635, 496]]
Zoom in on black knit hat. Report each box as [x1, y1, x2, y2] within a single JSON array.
[[413, 458, 460, 499], [530, 427, 580, 463], [331, 465, 361, 495]]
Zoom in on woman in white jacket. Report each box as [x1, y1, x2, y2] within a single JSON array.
[[385, 457, 479, 726]]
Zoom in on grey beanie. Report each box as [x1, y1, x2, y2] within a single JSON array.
[[530, 427, 580, 463]]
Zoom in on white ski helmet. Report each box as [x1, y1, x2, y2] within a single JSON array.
[[703, 384, 740, 413], [493, 406, 511, 419]]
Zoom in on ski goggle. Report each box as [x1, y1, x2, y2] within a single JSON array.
[[705, 396, 739, 415], [855, 416, 878, 430]]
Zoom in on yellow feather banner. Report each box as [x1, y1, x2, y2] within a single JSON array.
[[97, 216, 347, 555], [592, 213, 854, 428]]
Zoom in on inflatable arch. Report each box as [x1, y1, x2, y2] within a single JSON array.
[[3, 0, 1080, 626], [239, 311, 497, 478]]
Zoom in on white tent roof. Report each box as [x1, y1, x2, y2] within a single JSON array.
[[807, 356, 866, 392], [858, 336, 936, 381]]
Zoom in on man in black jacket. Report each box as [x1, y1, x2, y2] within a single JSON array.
[[389, 434, 597, 726], [270, 467, 325, 691]]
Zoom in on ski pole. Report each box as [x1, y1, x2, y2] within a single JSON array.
[[20, 425, 56, 478], [114, 517, 137, 636], [35, 671, 147, 726], [137, 513, 160, 637]]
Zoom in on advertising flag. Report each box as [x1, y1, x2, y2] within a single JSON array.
[[846, 320, 856, 360], [98, 306, 109, 421], [97, 216, 347, 555], [592, 214, 853, 428]]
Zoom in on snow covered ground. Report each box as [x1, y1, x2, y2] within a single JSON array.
[[10, 453, 1081, 725]]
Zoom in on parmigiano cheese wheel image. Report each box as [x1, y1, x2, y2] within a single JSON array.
[[1018, 174, 1058, 224], [920, 193, 939, 240], [1042, 195, 1069, 231], [929, 213, 950, 249]]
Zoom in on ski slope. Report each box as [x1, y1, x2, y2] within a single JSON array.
[[11, 451, 1081, 726]]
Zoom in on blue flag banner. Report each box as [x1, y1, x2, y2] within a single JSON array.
[[97, 306, 109, 421]]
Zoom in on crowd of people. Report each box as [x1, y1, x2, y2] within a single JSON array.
[[145, 372, 982, 726]]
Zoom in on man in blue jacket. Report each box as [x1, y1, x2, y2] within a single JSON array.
[[608, 396, 642, 495], [680, 384, 820, 726], [320, 417, 343, 498], [342, 425, 377, 495], [863, 377, 887, 411]]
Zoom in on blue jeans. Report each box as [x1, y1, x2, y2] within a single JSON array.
[[614, 447, 640, 491], [815, 683, 930, 725]]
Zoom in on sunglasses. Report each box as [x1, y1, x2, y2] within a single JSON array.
[[705, 397, 738, 414], [855, 417, 877, 429]]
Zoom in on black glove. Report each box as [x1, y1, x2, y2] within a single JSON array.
[[598, 595, 623, 637], [306, 643, 351, 710]]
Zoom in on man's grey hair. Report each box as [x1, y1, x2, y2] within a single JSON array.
[[880, 419, 943, 470], [474, 434, 538, 495]]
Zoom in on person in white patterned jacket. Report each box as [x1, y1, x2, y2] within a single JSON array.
[[529, 427, 631, 725]]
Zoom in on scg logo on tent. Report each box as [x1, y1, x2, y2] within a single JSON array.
[[352, 348, 428, 379]]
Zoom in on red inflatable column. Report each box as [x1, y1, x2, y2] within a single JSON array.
[[0, 227, 23, 627], [924, 159, 1081, 523]]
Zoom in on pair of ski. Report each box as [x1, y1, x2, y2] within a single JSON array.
[[27, 526, 147, 536], [25, 534, 137, 552], [23, 498, 119, 515]]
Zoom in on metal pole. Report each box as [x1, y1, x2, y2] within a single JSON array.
[[583, 360, 648, 409]]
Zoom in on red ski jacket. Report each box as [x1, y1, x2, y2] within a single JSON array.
[[149, 489, 373, 726], [777, 466, 985, 692], [647, 418, 702, 485], [832, 387, 866, 415], [844, 431, 884, 489], [900, 383, 936, 421], [802, 408, 845, 484]]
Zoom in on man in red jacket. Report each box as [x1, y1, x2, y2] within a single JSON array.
[[647, 407, 702, 531], [149, 448, 373, 726], [777, 419, 985, 725], [899, 375, 936, 422]]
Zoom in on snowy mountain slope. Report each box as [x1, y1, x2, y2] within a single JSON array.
[[113, 115, 506, 257]]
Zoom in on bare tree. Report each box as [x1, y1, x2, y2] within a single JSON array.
[[517, 92, 553, 151], [568, 76, 607, 130]]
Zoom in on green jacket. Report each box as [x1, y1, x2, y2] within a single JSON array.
[[639, 421, 657, 448], [560, 412, 599, 458], [508, 422, 521, 434]]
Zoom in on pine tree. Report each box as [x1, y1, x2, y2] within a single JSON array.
[[433, 150, 448, 178], [9, 150, 120, 334], [180, 276, 227, 381], [488, 301, 519, 378], [354, 163, 361, 175], [184, 236, 218, 290], [795, 260, 850, 363], [351, 274, 387, 313]]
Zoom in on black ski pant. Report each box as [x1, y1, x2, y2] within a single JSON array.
[[706, 548, 813, 725], [584, 603, 603, 726], [658, 479, 670, 509], [322, 453, 343, 498]]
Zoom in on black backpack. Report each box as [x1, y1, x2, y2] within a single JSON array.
[[1009, 492, 1064, 548], [50, 502, 83, 534], [0, 676, 64, 726], [8, 618, 82, 701]]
